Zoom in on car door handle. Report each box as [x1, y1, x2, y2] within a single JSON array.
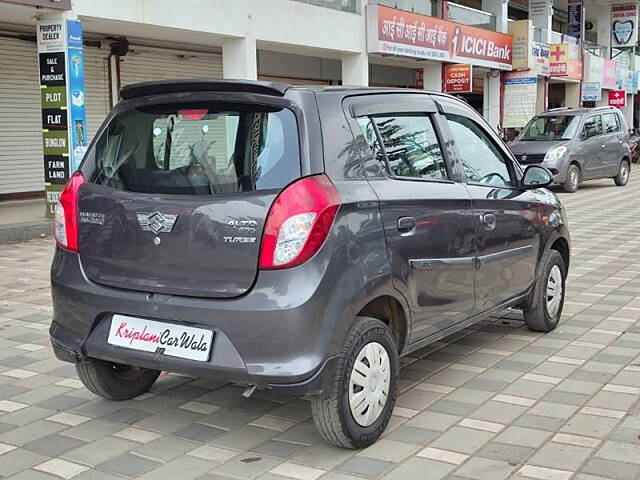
[[397, 216, 416, 235], [481, 212, 497, 231]]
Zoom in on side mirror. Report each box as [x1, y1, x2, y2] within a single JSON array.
[[522, 165, 553, 189], [580, 129, 587, 140]]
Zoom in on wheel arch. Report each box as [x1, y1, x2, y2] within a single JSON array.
[[355, 294, 410, 354], [527, 228, 570, 309], [550, 236, 570, 272]]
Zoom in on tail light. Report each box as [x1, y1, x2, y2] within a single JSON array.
[[54, 171, 85, 252], [259, 174, 340, 269]]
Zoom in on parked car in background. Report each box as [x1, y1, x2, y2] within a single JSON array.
[[628, 128, 640, 164], [50, 81, 570, 448], [508, 107, 631, 192]]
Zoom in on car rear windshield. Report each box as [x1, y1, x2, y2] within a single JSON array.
[[91, 103, 301, 195], [518, 115, 580, 141]]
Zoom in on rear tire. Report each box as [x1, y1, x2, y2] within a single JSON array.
[[563, 164, 580, 193], [614, 159, 630, 186], [523, 250, 566, 332], [310, 317, 398, 449], [75, 358, 160, 400]]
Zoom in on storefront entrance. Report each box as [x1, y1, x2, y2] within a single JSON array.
[[548, 82, 566, 109]]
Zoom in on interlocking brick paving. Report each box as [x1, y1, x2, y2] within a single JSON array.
[[1, 178, 640, 479]]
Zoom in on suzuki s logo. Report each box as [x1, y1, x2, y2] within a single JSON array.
[[136, 212, 177, 235]]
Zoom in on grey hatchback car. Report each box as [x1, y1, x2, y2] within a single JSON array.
[[508, 106, 631, 192], [50, 80, 570, 448]]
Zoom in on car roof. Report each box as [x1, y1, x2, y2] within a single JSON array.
[[119, 78, 464, 104], [538, 106, 620, 116]]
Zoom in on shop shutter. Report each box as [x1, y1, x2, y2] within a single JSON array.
[[120, 47, 222, 86], [120, 48, 227, 166], [84, 46, 111, 142], [0, 37, 43, 194]]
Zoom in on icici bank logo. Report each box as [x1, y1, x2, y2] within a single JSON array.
[[450, 25, 511, 62]]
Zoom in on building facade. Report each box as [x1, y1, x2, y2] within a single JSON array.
[[0, 0, 638, 199]]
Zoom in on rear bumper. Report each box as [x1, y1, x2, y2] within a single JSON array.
[[50, 247, 343, 394]]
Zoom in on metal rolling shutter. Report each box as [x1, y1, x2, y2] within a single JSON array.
[[0, 37, 43, 194], [120, 48, 228, 166], [84, 46, 111, 142], [119, 47, 222, 86]]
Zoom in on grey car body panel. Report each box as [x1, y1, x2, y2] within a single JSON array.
[[50, 81, 570, 394], [508, 108, 630, 184]]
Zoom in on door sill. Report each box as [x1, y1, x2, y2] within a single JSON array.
[[403, 292, 529, 357]]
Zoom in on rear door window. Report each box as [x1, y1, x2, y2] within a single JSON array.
[[583, 115, 602, 138], [356, 114, 448, 180], [602, 113, 621, 134], [92, 103, 300, 195]]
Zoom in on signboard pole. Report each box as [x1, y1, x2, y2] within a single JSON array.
[[37, 17, 86, 218]]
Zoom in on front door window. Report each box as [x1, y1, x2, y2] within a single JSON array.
[[445, 114, 512, 187]]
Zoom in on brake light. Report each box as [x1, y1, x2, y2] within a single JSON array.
[[259, 175, 340, 269], [54, 171, 85, 252]]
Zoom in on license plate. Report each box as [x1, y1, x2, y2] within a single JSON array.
[[108, 315, 213, 362]]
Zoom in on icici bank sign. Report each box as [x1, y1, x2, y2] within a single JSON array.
[[367, 4, 513, 70]]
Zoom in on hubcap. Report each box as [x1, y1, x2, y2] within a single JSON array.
[[570, 169, 578, 189], [348, 342, 390, 427], [621, 163, 629, 183], [546, 265, 563, 318]]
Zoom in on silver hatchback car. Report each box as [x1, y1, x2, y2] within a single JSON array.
[[508, 107, 631, 192]]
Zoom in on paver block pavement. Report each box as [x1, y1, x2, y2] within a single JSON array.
[[2, 180, 640, 478]]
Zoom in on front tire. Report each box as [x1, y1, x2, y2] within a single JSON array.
[[563, 164, 580, 193], [75, 358, 160, 400], [310, 317, 398, 449], [614, 159, 630, 186], [523, 250, 566, 332]]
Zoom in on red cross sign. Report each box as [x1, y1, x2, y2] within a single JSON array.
[[550, 45, 565, 61]]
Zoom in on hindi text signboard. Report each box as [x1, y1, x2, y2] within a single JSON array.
[[567, 0, 583, 40], [503, 75, 537, 128], [582, 82, 601, 102], [367, 4, 513, 70], [609, 90, 626, 107]]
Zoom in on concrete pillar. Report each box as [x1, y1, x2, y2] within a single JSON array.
[[593, 4, 611, 51], [422, 62, 442, 92], [536, 78, 547, 113], [342, 53, 368, 86], [530, 0, 553, 44], [565, 83, 581, 108], [483, 72, 501, 132], [222, 37, 257, 80], [621, 95, 634, 126], [481, 0, 508, 33], [481, 0, 507, 131]]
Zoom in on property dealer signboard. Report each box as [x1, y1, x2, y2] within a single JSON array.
[[367, 4, 513, 70], [37, 19, 87, 217]]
